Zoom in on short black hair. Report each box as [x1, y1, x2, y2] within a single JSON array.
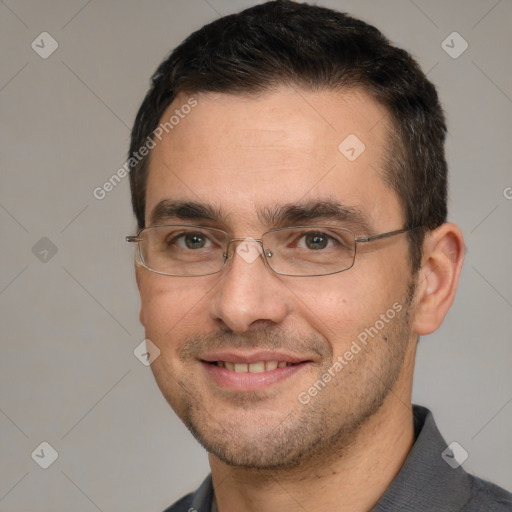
[[129, 0, 448, 272]]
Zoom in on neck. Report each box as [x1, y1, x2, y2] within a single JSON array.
[[209, 355, 416, 512]]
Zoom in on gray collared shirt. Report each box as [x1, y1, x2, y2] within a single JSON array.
[[164, 406, 512, 511]]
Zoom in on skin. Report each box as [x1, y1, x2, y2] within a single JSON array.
[[135, 86, 465, 512]]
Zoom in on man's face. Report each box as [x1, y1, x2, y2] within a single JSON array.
[[136, 87, 418, 469]]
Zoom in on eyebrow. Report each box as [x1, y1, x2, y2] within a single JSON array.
[[259, 200, 375, 233], [149, 199, 228, 226], [148, 199, 375, 234]]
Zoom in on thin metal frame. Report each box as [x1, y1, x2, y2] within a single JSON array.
[[126, 224, 421, 277]]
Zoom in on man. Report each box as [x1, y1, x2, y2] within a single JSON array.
[[125, 1, 512, 510]]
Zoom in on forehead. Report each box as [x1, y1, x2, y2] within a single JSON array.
[[145, 86, 402, 231]]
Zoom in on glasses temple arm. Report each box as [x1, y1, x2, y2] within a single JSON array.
[[355, 226, 421, 244]]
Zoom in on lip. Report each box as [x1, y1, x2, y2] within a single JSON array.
[[199, 350, 313, 392]]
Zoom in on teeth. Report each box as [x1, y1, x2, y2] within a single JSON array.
[[265, 360, 278, 371], [217, 360, 289, 372], [248, 361, 265, 373]]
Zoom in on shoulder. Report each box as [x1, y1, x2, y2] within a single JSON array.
[[161, 492, 195, 512], [463, 473, 512, 511], [161, 474, 213, 512], [373, 406, 512, 512]]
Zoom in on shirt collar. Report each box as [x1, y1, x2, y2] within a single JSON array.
[[370, 405, 472, 511]]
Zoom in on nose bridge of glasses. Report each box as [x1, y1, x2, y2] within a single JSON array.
[[227, 237, 268, 264], [229, 237, 264, 243]]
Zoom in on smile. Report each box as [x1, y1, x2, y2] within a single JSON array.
[[213, 360, 292, 372], [200, 352, 311, 391]]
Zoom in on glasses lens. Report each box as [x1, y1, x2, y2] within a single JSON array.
[[262, 226, 356, 276], [138, 225, 228, 276]]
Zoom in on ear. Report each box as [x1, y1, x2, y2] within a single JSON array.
[[413, 223, 465, 336]]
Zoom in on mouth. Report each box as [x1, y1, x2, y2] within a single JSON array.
[[210, 360, 293, 373], [200, 351, 312, 391]]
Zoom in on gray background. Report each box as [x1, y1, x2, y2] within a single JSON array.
[[0, 0, 511, 510]]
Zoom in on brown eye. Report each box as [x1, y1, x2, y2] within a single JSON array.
[[166, 231, 213, 250], [304, 233, 329, 250], [183, 233, 207, 249]]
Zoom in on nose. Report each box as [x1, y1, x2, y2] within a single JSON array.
[[210, 239, 291, 333]]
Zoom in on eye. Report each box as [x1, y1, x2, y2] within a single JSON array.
[[298, 232, 332, 250], [173, 232, 212, 250]]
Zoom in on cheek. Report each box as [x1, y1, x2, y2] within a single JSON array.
[[289, 269, 407, 353], [138, 276, 211, 346], [288, 279, 359, 348]]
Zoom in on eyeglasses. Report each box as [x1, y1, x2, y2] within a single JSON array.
[[126, 224, 420, 277]]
